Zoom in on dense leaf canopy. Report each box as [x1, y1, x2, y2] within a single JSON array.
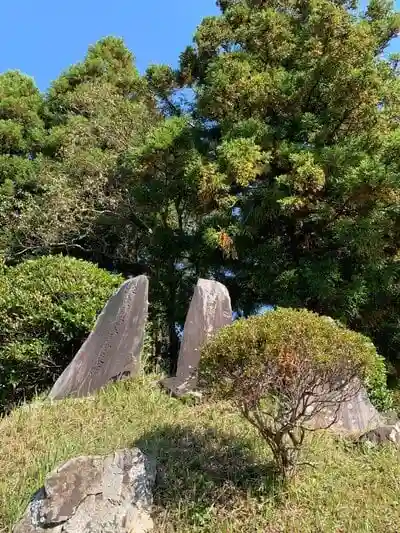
[[0, 1, 399, 374]]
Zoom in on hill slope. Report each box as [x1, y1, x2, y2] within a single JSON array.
[[1, 376, 400, 532]]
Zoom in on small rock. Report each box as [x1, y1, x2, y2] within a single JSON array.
[[307, 379, 383, 434], [382, 409, 399, 426], [358, 423, 400, 448], [13, 448, 156, 533]]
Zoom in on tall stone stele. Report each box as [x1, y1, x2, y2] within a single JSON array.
[[49, 275, 149, 400], [161, 278, 232, 397]]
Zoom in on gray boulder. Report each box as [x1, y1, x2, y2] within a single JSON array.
[[358, 422, 400, 448], [307, 381, 383, 434], [306, 318, 383, 434], [13, 448, 156, 533]]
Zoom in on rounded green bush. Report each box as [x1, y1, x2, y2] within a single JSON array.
[[200, 307, 392, 412], [0, 255, 123, 411]]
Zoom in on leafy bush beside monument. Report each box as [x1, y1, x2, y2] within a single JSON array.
[[0, 255, 122, 411], [200, 308, 391, 478]]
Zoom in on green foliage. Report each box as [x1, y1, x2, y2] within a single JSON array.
[[0, 255, 122, 412], [179, 0, 400, 372], [47, 37, 146, 116], [1, 37, 160, 275], [1, 0, 400, 376], [201, 308, 391, 477], [363, 348, 393, 411], [202, 307, 390, 407], [217, 137, 269, 187], [0, 71, 46, 255], [0, 71, 45, 155], [201, 308, 389, 409], [117, 115, 209, 365], [146, 64, 178, 105], [140, 319, 157, 373]]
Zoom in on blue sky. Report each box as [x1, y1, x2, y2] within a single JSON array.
[[0, 1, 218, 91], [0, 0, 398, 92]]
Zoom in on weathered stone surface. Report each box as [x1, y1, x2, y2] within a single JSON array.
[[49, 276, 149, 400], [13, 448, 156, 533], [305, 317, 383, 434], [308, 380, 383, 434], [358, 422, 400, 447], [161, 279, 232, 397], [383, 409, 400, 426]]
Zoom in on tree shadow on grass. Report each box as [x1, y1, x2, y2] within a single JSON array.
[[135, 424, 282, 525]]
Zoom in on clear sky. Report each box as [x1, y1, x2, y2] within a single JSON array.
[[0, 0, 398, 92], [0, 0, 219, 91]]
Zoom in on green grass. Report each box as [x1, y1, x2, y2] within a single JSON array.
[[1, 375, 400, 532]]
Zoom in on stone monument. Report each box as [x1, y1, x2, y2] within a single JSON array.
[[161, 278, 232, 397], [307, 380, 383, 433], [49, 275, 149, 400], [306, 317, 384, 433]]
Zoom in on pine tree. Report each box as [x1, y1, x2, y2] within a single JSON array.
[[179, 0, 400, 365]]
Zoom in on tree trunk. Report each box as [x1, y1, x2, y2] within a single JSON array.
[[165, 273, 181, 374], [168, 319, 180, 375]]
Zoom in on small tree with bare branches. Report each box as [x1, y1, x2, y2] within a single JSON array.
[[200, 308, 388, 480]]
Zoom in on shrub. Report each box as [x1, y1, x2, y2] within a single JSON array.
[[0, 255, 122, 412], [200, 307, 390, 479]]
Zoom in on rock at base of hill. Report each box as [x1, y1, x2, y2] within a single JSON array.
[[13, 448, 156, 533]]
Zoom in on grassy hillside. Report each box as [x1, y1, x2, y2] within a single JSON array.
[[1, 376, 400, 532]]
